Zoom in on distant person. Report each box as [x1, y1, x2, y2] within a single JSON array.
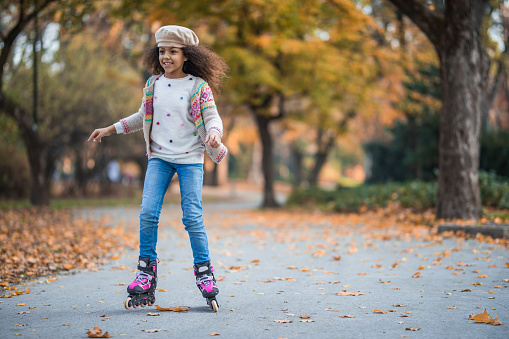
[[107, 160, 120, 183], [88, 25, 228, 312]]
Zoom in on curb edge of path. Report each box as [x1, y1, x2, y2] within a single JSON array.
[[437, 223, 509, 239]]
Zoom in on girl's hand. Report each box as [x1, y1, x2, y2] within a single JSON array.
[[205, 130, 221, 148], [88, 125, 115, 142]]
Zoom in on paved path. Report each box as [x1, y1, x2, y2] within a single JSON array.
[[1, 199, 508, 338]]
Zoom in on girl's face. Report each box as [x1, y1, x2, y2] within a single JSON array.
[[159, 47, 188, 78]]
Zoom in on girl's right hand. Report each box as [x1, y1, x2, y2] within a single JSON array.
[[88, 125, 115, 142]]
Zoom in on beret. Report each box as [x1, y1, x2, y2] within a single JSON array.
[[155, 25, 199, 48]]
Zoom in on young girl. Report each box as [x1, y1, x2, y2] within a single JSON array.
[[88, 25, 228, 312]]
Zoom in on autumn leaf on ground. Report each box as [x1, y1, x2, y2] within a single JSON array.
[[393, 304, 408, 307], [154, 305, 190, 312], [406, 328, 421, 331], [339, 315, 355, 318], [469, 309, 503, 325], [300, 315, 311, 319], [146, 312, 160, 316], [332, 256, 341, 261], [274, 319, 293, 323], [504, 263, 509, 268], [412, 272, 421, 278], [313, 249, 326, 257], [142, 329, 161, 333], [209, 332, 220, 336], [337, 290, 365, 296], [374, 310, 387, 314], [447, 306, 456, 309], [460, 289, 472, 292], [86, 325, 111, 338]]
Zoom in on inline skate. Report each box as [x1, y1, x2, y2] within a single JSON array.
[[194, 261, 219, 312], [124, 257, 157, 309]]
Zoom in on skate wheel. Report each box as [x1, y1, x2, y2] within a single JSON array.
[[124, 297, 132, 310], [211, 299, 219, 312]]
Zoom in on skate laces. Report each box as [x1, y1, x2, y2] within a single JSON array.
[[197, 274, 215, 286], [135, 271, 152, 283]]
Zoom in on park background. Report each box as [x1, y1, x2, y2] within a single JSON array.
[[1, 0, 509, 218], [1, 2, 509, 337]]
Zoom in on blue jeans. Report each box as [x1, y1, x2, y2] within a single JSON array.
[[139, 158, 210, 264]]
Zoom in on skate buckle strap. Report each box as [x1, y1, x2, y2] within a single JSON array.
[[197, 275, 214, 286], [135, 271, 151, 283]]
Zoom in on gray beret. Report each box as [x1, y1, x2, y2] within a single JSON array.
[[155, 25, 199, 48]]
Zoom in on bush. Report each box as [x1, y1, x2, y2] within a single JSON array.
[[288, 171, 509, 212]]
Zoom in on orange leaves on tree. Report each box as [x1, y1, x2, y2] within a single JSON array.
[[337, 290, 365, 296], [86, 325, 111, 338], [469, 309, 503, 326]]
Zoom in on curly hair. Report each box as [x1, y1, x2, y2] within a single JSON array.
[[142, 45, 228, 95]]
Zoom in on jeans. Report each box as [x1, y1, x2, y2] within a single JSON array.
[[139, 158, 210, 264]]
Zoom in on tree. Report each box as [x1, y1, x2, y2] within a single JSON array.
[[386, 0, 491, 219], [0, 0, 94, 205]]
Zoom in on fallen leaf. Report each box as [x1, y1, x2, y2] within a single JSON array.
[[86, 325, 111, 338], [393, 304, 408, 307], [142, 329, 161, 333], [146, 313, 160, 316], [332, 256, 342, 261], [154, 305, 189, 312], [374, 310, 386, 314], [16, 303, 26, 306], [274, 320, 293, 323], [505, 263, 509, 268], [337, 290, 365, 296], [470, 309, 493, 323], [339, 315, 355, 318], [447, 306, 456, 309], [300, 315, 311, 319], [209, 332, 220, 336], [460, 289, 472, 292], [412, 272, 421, 278], [300, 319, 315, 323], [478, 274, 487, 278], [406, 328, 421, 331]]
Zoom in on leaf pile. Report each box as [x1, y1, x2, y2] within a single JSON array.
[[0, 208, 136, 287]]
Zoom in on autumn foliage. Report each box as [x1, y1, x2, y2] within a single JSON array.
[[0, 208, 136, 287]]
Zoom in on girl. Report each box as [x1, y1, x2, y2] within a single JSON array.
[[88, 25, 228, 312]]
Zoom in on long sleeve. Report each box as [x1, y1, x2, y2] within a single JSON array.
[[113, 100, 144, 134], [200, 83, 223, 137]]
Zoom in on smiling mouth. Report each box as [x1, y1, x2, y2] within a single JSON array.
[[163, 62, 173, 67]]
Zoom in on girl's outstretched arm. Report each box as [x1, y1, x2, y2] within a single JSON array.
[[88, 125, 116, 143]]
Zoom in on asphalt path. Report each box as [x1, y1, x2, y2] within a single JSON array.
[[1, 198, 508, 338]]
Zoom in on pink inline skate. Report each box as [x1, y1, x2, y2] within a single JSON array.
[[124, 257, 157, 309], [194, 261, 219, 312]]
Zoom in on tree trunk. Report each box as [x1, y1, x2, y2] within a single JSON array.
[[436, 1, 488, 219], [291, 144, 304, 187], [388, 0, 489, 219], [308, 128, 336, 187], [254, 114, 280, 208]]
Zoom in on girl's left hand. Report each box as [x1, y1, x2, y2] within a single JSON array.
[[205, 130, 221, 148]]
